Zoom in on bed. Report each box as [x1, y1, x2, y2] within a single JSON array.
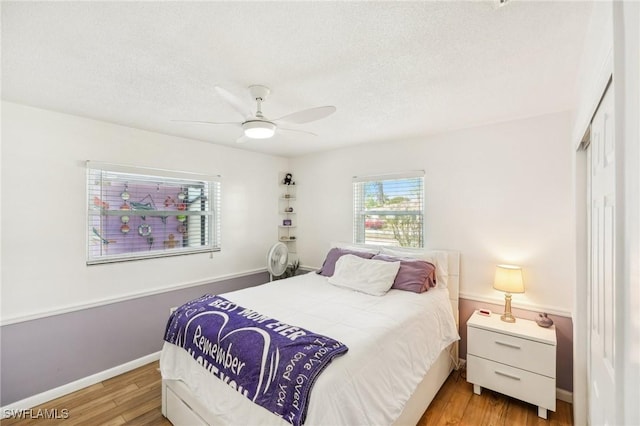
[[160, 248, 460, 426]]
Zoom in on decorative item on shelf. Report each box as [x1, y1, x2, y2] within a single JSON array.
[[164, 234, 178, 249], [138, 223, 152, 237], [283, 219, 292, 226], [285, 207, 294, 213], [131, 194, 156, 221], [120, 224, 130, 234], [93, 196, 109, 210], [164, 196, 175, 207], [120, 184, 130, 201], [536, 313, 554, 328], [177, 223, 187, 234], [131, 194, 156, 210], [493, 264, 525, 323], [92, 227, 116, 245], [120, 215, 130, 224], [282, 173, 295, 186], [120, 202, 131, 211], [177, 215, 186, 222]]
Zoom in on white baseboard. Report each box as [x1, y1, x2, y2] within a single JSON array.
[[1, 351, 161, 418], [557, 388, 573, 404]]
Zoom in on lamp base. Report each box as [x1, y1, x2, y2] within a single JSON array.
[[500, 292, 517, 323], [500, 312, 516, 323]]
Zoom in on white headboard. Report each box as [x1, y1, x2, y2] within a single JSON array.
[[330, 243, 460, 327], [444, 250, 460, 328], [440, 250, 460, 362]]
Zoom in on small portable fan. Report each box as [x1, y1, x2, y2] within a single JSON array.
[[267, 242, 289, 281]]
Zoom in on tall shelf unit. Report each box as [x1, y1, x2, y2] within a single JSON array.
[[278, 172, 297, 263]]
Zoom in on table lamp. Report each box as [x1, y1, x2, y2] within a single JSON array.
[[493, 264, 524, 323]]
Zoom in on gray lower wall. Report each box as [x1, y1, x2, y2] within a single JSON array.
[[0, 271, 269, 406], [1, 275, 573, 407], [459, 298, 573, 392]]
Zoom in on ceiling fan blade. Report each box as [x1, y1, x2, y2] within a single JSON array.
[[279, 127, 317, 137], [236, 135, 251, 144], [214, 86, 253, 119], [171, 120, 241, 126], [274, 106, 336, 125]]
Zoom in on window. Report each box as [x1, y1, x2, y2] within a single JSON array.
[[87, 161, 220, 264], [353, 171, 424, 247]]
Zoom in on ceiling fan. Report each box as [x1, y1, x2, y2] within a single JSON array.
[[174, 85, 336, 143]]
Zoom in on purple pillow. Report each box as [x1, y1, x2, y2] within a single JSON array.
[[372, 254, 436, 293], [317, 248, 376, 277]]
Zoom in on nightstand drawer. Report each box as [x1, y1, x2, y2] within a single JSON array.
[[468, 326, 555, 377], [467, 355, 556, 411]]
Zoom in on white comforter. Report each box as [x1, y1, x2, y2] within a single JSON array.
[[160, 272, 459, 426]]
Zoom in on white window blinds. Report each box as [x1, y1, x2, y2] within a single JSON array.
[[353, 171, 424, 247], [86, 161, 220, 264]]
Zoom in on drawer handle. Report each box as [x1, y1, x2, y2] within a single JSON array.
[[494, 370, 521, 381], [495, 340, 521, 350]]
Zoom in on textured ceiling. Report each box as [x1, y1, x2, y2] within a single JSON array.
[[1, 1, 593, 157]]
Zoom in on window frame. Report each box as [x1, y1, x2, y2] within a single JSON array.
[[86, 161, 220, 265], [353, 171, 425, 248]]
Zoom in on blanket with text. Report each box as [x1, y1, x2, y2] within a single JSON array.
[[163, 294, 348, 426]]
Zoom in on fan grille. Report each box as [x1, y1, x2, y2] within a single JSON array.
[[267, 242, 289, 276]]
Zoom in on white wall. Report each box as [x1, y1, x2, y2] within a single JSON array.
[[292, 111, 575, 314], [0, 101, 288, 322], [572, 2, 614, 145]]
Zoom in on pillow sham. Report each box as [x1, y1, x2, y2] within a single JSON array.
[[372, 254, 436, 293], [328, 254, 400, 296], [317, 247, 376, 277], [380, 248, 449, 288]]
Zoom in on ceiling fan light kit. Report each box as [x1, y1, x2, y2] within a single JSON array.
[[243, 120, 276, 139]]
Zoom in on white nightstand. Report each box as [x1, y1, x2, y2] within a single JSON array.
[[466, 310, 557, 419]]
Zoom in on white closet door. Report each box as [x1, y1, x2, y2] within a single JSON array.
[[588, 84, 616, 426]]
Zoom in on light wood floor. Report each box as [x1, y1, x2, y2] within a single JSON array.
[[419, 369, 573, 426], [3, 362, 572, 425], [2, 362, 171, 426]]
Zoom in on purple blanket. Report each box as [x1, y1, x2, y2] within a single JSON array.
[[163, 294, 348, 426]]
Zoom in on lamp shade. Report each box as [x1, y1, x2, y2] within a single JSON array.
[[493, 264, 524, 294]]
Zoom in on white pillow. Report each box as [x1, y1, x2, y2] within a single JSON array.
[[328, 254, 400, 296], [381, 248, 449, 288]]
